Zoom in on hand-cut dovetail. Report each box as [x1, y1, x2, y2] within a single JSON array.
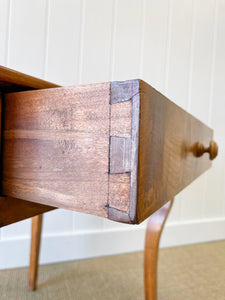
[[110, 80, 139, 104], [109, 136, 132, 174]]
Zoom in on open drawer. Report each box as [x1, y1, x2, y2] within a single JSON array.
[[0, 69, 218, 224]]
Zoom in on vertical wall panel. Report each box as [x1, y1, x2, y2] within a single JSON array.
[[164, 0, 193, 108], [0, 0, 10, 64], [180, 1, 215, 221], [73, 212, 106, 232], [164, 0, 194, 222], [7, 0, 47, 77], [110, 0, 143, 81], [209, 0, 225, 139], [141, 0, 169, 92], [80, 0, 114, 84], [45, 0, 82, 86], [180, 173, 208, 220], [188, 0, 215, 123], [1, 219, 31, 239], [204, 0, 225, 218], [42, 209, 73, 235]]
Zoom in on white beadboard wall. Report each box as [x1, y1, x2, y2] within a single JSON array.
[[0, 0, 224, 269]]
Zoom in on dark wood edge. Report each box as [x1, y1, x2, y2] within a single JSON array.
[[108, 207, 133, 224], [108, 80, 140, 224], [110, 80, 139, 104], [0, 197, 55, 227], [0, 65, 58, 92], [0, 92, 3, 196], [128, 91, 140, 223]]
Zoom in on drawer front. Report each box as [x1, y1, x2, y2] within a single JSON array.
[[2, 79, 217, 224], [137, 81, 214, 223]]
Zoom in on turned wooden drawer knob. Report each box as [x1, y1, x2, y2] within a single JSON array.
[[194, 140, 218, 160]]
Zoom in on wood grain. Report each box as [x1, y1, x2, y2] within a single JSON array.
[[108, 81, 140, 222], [110, 100, 132, 137], [0, 65, 58, 92], [28, 214, 43, 291], [110, 80, 139, 104], [1, 93, 53, 229], [108, 173, 130, 212], [144, 199, 174, 300], [110, 137, 131, 174], [3, 83, 110, 217], [1, 76, 216, 224], [0, 65, 58, 227], [136, 80, 214, 223]]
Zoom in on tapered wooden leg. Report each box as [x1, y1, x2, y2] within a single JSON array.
[[28, 214, 43, 291], [144, 199, 174, 300]]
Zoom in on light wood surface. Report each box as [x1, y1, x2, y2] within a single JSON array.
[[2, 78, 217, 224], [28, 214, 43, 291], [144, 199, 174, 300]]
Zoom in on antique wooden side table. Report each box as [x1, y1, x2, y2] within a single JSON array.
[[0, 65, 218, 300]]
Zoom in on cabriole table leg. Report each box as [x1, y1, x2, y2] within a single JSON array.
[[144, 199, 174, 300]]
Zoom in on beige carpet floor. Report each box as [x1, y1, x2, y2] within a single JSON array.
[[0, 241, 224, 300]]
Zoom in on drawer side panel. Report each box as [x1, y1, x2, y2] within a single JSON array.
[[2, 83, 110, 217]]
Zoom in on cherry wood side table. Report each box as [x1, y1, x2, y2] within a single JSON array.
[[0, 65, 218, 300]]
